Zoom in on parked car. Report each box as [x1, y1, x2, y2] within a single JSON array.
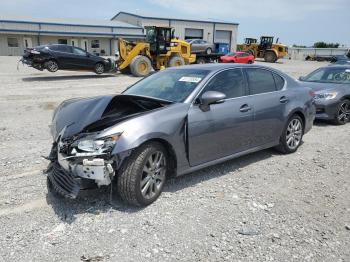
[[220, 52, 255, 64], [47, 64, 315, 206], [299, 65, 350, 125], [21, 44, 114, 74], [186, 39, 216, 54], [330, 55, 350, 64]]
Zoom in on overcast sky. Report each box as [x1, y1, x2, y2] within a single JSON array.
[[1, 0, 349, 46]]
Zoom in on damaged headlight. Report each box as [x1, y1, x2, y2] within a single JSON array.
[[74, 133, 122, 155]]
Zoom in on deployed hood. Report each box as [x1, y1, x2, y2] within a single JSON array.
[[51, 95, 171, 140]]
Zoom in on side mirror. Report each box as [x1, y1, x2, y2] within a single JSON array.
[[199, 91, 226, 111], [298, 76, 305, 81], [86, 52, 90, 57]]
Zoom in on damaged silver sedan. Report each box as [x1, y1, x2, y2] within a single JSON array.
[[46, 64, 315, 206]]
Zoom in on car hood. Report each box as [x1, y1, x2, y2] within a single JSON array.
[[298, 81, 349, 92], [51, 95, 172, 140]]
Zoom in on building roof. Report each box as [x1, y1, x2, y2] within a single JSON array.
[[0, 15, 142, 29], [112, 11, 239, 26]]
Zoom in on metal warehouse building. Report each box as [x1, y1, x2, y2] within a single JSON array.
[[112, 12, 239, 52], [0, 17, 144, 56]]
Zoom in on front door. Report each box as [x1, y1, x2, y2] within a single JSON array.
[[70, 39, 79, 47], [70, 46, 93, 68], [81, 39, 88, 51], [244, 68, 287, 146], [23, 37, 32, 49], [187, 68, 254, 166]]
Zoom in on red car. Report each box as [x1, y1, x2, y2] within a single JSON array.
[[220, 52, 255, 64]]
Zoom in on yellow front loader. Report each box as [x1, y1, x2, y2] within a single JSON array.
[[117, 26, 196, 77]]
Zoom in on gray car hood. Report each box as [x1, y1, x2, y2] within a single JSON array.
[[51, 95, 172, 140]]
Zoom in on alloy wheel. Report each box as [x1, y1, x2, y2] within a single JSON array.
[[286, 118, 303, 150], [140, 151, 166, 199], [337, 101, 350, 124], [47, 61, 58, 72], [95, 63, 104, 74]]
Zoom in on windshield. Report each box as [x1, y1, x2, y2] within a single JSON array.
[[303, 67, 350, 84], [227, 52, 237, 56], [123, 69, 210, 102]]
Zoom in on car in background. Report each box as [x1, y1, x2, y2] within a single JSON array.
[[299, 65, 350, 125], [21, 44, 114, 74], [220, 52, 255, 64], [186, 39, 216, 54], [330, 55, 350, 64], [47, 64, 315, 206]]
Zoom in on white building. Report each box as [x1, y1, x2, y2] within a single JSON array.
[[0, 16, 144, 56], [112, 12, 239, 52]]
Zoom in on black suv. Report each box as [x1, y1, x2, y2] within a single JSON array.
[[21, 44, 114, 74]]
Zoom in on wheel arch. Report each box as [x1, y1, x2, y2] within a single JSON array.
[[287, 109, 306, 132]]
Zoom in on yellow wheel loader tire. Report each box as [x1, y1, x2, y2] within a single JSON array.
[[168, 56, 185, 67], [130, 55, 152, 77], [264, 51, 277, 63]]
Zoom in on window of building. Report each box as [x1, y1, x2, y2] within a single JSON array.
[[202, 69, 245, 99], [91, 40, 100, 48], [58, 39, 68, 45], [246, 68, 276, 95], [8, 37, 19, 47]]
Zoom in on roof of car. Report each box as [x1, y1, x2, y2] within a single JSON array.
[[169, 63, 273, 71]]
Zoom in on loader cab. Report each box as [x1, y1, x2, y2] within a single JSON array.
[[244, 38, 257, 45], [145, 26, 173, 55], [259, 36, 274, 50]]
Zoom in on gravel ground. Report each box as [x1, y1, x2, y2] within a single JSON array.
[[0, 57, 349, 262]]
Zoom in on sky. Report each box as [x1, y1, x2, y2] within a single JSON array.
[[1, 0, 349, 47]]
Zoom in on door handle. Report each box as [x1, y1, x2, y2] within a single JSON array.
[[279, 96, 289, 103], [240, 104, 251, 112]]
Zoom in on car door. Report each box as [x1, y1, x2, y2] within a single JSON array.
[[71, 47, 94, 69], [49, 45, 74, 69], [190, 40, 201, 53], [187, 68, 255, 166], [244, 68, 288, 147], [200, 40, 208, 53], [236, 53, 244, 63]]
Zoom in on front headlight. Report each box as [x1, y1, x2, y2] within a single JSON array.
[[77, 134, 121, 153], [314, 92, 337, 100]]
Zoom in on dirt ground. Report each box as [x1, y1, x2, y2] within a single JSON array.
[[0, 57, 349, 262]]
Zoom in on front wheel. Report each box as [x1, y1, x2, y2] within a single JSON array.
[[94, 63, 105, 74], [117, 142, 168, 206], [275, 115, 304, 154], [333, 99, 350, 125]]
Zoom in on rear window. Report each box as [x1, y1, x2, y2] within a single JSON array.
[[50, 45, 72, 53], [246, 68, 277, 95], [273, 73, 285, 90]]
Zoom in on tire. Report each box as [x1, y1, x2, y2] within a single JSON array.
[[45, 59, 59, 72], [264, 51, 277, 63], [130, 55, 152, 77], [46, 176, 64, 199], [94, 62, 105, 74], [332, 99, 350, 125], [275, 115, 304, 154], [247, 60, 253, 64], [205, 48, 212, 55], [168, 56, 185, 67], [196, 57, 206, 64], [117, 142, 168, 206]]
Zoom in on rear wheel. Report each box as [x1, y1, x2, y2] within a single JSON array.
[[196, 57, 206, 64], [117, 142, 168, 206], [275, 115, 304, 154], [332, 99, 350, 125], [264, 51, 277, 63], [45, 60, 59, 72], [94, 62, 105, 74], [168, 56, 185, 67], [130, 55, 152, 77]]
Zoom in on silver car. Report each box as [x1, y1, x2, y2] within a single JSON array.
[[47, 64, 315, 206], [187, 39, 216, 54]]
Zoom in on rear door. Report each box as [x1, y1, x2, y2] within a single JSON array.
[[49, 45, 74, 69], [244, 68, 288, 146], [187, 68, 255, 166]]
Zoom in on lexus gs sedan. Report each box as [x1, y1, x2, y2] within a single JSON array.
[[47, 64, 315, 206], [299, 65, 350, 124]]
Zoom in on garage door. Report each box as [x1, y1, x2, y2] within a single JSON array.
[[215, 30, 231, 44], [185, 28, 203, 39]]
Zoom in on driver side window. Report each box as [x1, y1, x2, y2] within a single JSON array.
[[73, 47, 86, 56], [201, 69, 246, 99]]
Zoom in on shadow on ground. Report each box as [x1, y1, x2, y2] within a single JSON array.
[[46, 148, 275, 223], [22, 74, 116, 82]]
